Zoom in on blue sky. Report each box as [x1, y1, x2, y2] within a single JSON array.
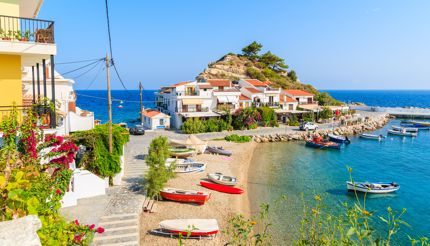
[[39, 0, 430, 90]]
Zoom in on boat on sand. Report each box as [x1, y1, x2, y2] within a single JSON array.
[[160, 188, 210, 205], [200, 181, 244, 194], [206, 146, 232, 156], [169, 148, 195, 158], [346, 181, 400, 194], [173, 162, 206, 173], [157, 219, 219, 237], [207, 173, 237, 186]]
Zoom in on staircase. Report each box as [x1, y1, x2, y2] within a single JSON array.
[[93, 213, 139, 246]]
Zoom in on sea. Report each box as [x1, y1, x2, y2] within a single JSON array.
[[76, 90, 430, 244]]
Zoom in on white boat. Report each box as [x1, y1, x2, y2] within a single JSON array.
[[207, 173, 237, 186], [346, 181, 400, 194], [159, 219, 219, 237], [391, 125, 418, 133], [173, 162, 206, 173], [359, 133, 385, 141], [387, 129, 417, 137], [410, 120, 430, 127]]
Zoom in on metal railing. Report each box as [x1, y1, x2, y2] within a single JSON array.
[[0, 15, 55, 43]]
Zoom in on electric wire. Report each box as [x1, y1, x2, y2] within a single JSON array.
[[61, 59, 105, 76], [84, 63, 105, 90], [55, 58, 104, 65], [72, 60, 104, 80]]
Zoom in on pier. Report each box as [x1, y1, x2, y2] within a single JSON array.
[[351, 106, 430, 119]]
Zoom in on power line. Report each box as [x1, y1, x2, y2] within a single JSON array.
[[84, 63, 105, 90], [61, 59, 105, 76], [72, 60, 104, 80], [56, 58, 104, 65]]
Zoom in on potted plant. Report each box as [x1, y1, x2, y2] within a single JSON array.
[[0, 29, 12, 41], [22, 30, 33, 41], [14, 30, 31, 42]]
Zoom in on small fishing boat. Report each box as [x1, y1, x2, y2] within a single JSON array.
[[206, 146, 232, 156], [305, 136, 341, 150], [359, 133, 385, 140], [400, 123, 430, 130], [200, 181, 244, 194], [173, 162, 206, 173], [391, 125, 418, 133], [158, 219, 219, 237], [169, 148, 195, 158], [409, 120, 430, 127], [160, 188, 211, 205], [328, 134, 351, 144], [346, 181, 400, 194], [207, 173, 237, 186], [117, 104, 123, 108], [387, 129, 417, 137]]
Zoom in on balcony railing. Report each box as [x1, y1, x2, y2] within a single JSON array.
[[180, 107, 209, 113], [0, 15, 55, 43]]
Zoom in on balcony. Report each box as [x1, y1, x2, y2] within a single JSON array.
[[0, 15, 56, 59]]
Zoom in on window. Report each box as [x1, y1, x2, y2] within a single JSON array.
[[160, 119, 164, 125], [289, 104, 294, 110]]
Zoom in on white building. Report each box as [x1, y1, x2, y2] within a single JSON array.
[[238, 79, 281, 107], [142, 108, 171, 130], [283, 89, 316, 105]]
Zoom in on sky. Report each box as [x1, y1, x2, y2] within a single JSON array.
[[38, 0, 430, 90]]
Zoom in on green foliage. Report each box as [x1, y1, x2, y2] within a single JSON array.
[[144, 136, 175, 198], [315, 92, 342, 106], [246, 67, 266, 82], [224, 134, 252, 143], [232, 107, 262, 130], [181, 117, 232, 134], [242, 41, 263, 60], [257, 107, 278, 127], [288, 70, 298, 82], [0, 104, 19, 149], [288, 114, 300, 126], [180, 118, 206, 134], [319, 107, 334, 120], [302, 112, 315, 122], [260, 51, 288, 72], [71, 124, 130, 179]]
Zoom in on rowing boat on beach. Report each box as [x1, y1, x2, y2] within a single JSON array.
[[206, 146, 232, 156], [169, 148, 195, 158], [359, 133, 385, 140], [346, 181, 400, 194], [207, 173, 237, 186], [172, 162, 206, 173], [387, 129, 417, 137], [157, 219, 219, 237], [200, 181, 244, 194], [160, 188, 211, 205]]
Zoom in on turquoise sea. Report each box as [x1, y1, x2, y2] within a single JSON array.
[[248, 120, 430, 244]]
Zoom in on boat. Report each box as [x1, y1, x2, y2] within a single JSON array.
[[409, 120, 430, 127], [117, 105, 123, 108], [328, 134, 351, 144], [391, 125, 418, 133], [158, 219, 219, 237], [207, 173, 237, 186], [206, 146, 232, 156], [359, 133, 385, 140], [346, 181, 400, 194], [170, 135, 208, 154], [169, 148, 195, 158], [400, 123, 430, 130], [305, 136, 341, 150], [173, 162, 206, 173], [200, 181, 244, 194], [160, 188, 211, 205], [387, 129, 417, 137]]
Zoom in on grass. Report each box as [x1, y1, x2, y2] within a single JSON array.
[[224, 134, 252, 143]]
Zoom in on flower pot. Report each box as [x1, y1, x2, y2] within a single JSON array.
[[19, 38, 29, 42], [1, 37, 11, 41]]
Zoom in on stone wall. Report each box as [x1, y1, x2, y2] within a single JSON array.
[[253, 114, 390, 143], [0, 215, 42, 246]]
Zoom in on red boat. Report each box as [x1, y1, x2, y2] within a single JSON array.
[[160, 188, 211, 205], [159, 219, 219, 237], [200, 181, 244, 194]]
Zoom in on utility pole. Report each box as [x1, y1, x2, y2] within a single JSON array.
[[106, 53, 113, 154], [139, 82, 143, 125]]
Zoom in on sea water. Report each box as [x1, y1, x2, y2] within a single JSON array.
[[248, 120, 430, 244]]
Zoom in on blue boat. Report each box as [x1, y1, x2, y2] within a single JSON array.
[[400, 123, 430, 130], [305, 139, 341, 150], [328, 134, 351, 144]]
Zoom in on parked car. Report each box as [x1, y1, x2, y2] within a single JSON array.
[[129, 125, 145, 135], [300, 122, 318, 131]]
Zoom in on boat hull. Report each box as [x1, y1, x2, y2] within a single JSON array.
[[159, 219, 219, 237], [359, 134, 384, 140], [391, 126, 418, 133], [200, 181, 244, 194], [346, 182, 400, 194], [160, 189, 210, 205], [387, 130, 417, 137], [206, 146, 232, 156], [305, 140, 341, 150], [207, 173, 237, 186], [328, 134, 350, 144]]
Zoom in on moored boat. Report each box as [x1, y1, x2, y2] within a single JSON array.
[[305, 136, 341, 150], [387, 129, 417, 137], [400, 123, 430, 130], [200, 181, 244, 194], [359, 133, 385, 140], [158, 219, 219, 237], [207, 173, 237, 186], [206, 146, 232, 156], [409, 120, 430, 127], [391, 125, 418, 133], [328, 134, 351, 144], [160, 188, 211, 205], [346, 181, 400, 194]]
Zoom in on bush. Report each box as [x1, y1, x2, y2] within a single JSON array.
[[144, 136, 175, 198], [224, 134, 252, 143], [257, 106, 278, 127], [232, 108, 261, 130], [246, 67, 266, 82], [71, 124, 129, 179], [302, 112, 315, 122], [288, 114, 300, 126], [319, 106, 334, 120], [180, 118, 206, 134]]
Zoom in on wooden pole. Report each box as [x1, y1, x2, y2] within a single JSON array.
[[106, 53, 113, 154], [139, 82, 143, 125]]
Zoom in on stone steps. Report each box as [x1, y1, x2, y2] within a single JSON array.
[[93, 213, 140, 246]]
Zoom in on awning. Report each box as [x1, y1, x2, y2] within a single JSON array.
[[217, 96, 238, 103], [217, 96, 228, 103], [182, 98, 203, 105]]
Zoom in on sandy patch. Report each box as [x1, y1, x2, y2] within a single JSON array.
[[140, 140, 257, 245]]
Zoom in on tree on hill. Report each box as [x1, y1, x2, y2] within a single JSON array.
[[242, 41, 263, 60], [288, 70, 298, 82], [260, 51, 289, 72]]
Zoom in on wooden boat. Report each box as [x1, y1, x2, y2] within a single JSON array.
[[173, 162, 206, 173], [359, 133, 385, 140], [328, 134, 350, 144], [206, 146, 232, 156], [158, 219, 219, 237], [160, 188, 211, 205], [207, 173, 237, 186], [305, 136, 341, 150], [391, 125, 418, 133], [169, 148, 195, 158], [400, 123, 430, 130], [200, 181, 244, 194], [346, 181, 400, 194], [387, 129, 417, 137]]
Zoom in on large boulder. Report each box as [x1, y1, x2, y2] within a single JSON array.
[[0, 215, 42, 246]]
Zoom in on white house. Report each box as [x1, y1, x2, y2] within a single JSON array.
[[283, 89, 315, 105], [238, 79, 281, 107], [142, 108, 171, 130]]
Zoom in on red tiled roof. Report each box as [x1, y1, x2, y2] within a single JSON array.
[[141, 109, 161, 118], [239, 94, 251, 101], [284, 89, 313, 96], [280, 95, 297, 103], [245, 79, 269, 87], [198, 84, 213, 89], [207, 79, 231, 87], [213, 88, 240, 92], [244, 87, 262, 94]]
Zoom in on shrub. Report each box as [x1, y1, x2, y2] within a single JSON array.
[[180, 118, 206, 134], [288, 114, 300, 126], [232, 108, 261, 130], [224, 134, 252, 143], [144, 136, 175, 198], [246, 67, 266, 82], [257, 106, 278, 127], [71, 124, 130, 179], [302, 112, 315, 122], [319, 106, 334, 120]]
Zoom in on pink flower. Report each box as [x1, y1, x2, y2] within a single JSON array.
[[55, 189, 61, 195], [73, 234, 82, 242], [96, 227, 105, 234], [74, 219, 79, 226], [89, 224, 95, 230]]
